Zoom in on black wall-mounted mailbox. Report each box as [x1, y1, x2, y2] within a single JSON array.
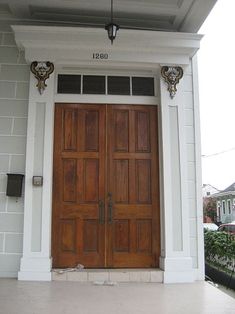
[[6, 174, 24, 197]]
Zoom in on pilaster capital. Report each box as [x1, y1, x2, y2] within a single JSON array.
[[30, 61, 54, 94], [161, 66, 183, 99]]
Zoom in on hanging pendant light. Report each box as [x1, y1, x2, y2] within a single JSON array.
[[105, 0, 119, 44]]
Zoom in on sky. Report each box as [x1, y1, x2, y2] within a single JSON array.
[[198, 0, 235, 191]]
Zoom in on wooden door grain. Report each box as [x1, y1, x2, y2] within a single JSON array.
[[52, 104, 106, 268], [52, 103, 160, 268], [107, 105, 160, 267]]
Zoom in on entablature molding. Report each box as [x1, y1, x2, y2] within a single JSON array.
[[12, 25, 202, 66]]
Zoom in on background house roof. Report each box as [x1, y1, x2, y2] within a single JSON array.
[[202, 184, 220, 197], [221, 182, 235, 193], [1, 0, 217, 33], [211, 182, 235, 198]]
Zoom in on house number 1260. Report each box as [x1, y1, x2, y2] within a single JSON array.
[[92, 53, 109, 59]]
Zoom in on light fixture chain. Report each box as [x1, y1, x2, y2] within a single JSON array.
[[105, 0, 119, 44], [111, 0, 113, 22]]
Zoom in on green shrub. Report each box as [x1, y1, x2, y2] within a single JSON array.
[[204, 229, 235, 274]]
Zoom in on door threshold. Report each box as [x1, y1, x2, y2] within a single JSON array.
[[52, 268, 163, 283]]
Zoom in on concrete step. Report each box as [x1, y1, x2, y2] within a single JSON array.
[[52, 269, 163, 283]]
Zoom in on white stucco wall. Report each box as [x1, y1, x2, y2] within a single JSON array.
[[0, 22, 29, 277]]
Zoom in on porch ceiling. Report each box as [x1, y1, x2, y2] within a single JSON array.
[[1, 0, 217, 33]]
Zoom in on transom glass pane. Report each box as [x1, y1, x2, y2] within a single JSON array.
[[83, 75, 105, 94], [57, 74, 81, 94], [132, 77, 154, 96], [108, 76, 130, 95]]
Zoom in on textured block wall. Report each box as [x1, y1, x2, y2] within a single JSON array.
[[0, 22, 29, 277]]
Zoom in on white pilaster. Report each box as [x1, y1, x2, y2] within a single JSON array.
[[18, 70, 55, 281], [159, 68, 194, 283]]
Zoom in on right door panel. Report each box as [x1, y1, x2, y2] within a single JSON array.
[[107, 105, 160, 267]]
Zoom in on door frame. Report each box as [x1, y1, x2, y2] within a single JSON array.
[[15, 25, 201, 282]]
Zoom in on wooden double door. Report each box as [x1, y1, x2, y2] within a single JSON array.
[[52, 103, 160, 268]]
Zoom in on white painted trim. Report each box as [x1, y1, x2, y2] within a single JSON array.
[[11, 24, 204, 283], [18, 71, 55, 281], [193, 268, 205, 281], [54, 68, 159, 104], [192, 55, 204, 280], [55, 94, 159, 105], [12, 25, 202, 66], [157, 94, 165, 260], [163, 270, 194, 283], [159, 78, 173, 260], [159, 66, 196, 281], [56, 67, 159, 76], [161, 257, 194, 283], [177, 81, 191, 257], [159, 69, 193, 257], [20, 72, 37, 259], [40, 75, 55, 259], [19, 257, 52, 272]]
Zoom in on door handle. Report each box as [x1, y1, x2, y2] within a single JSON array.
[[98, 200, 105, 224], [108, 192, 113, 224]]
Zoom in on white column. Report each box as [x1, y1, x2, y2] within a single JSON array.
[[159, 67, 194, 283], [18, 70, 55, 281]]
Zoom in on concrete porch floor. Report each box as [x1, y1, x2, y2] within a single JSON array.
[[0, 279, 235, 314]]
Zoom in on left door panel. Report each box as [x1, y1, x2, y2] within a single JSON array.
[[52, 104, 106, 268]]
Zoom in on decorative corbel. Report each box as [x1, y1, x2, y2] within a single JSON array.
[[30, 61, 54, 95], [161, 66, 183, 99]]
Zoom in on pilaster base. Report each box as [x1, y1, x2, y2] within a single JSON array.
[[160, 256, 194, 283], [18, 257, 52, 281]]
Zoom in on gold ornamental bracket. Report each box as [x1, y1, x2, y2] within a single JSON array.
[[161, 66, 183, 99], [30, 61, 54, 95]]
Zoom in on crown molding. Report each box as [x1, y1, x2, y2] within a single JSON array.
[[12, 25, 203, 66]]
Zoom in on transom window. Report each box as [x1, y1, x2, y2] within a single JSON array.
[[57, 74, 155, 96]]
